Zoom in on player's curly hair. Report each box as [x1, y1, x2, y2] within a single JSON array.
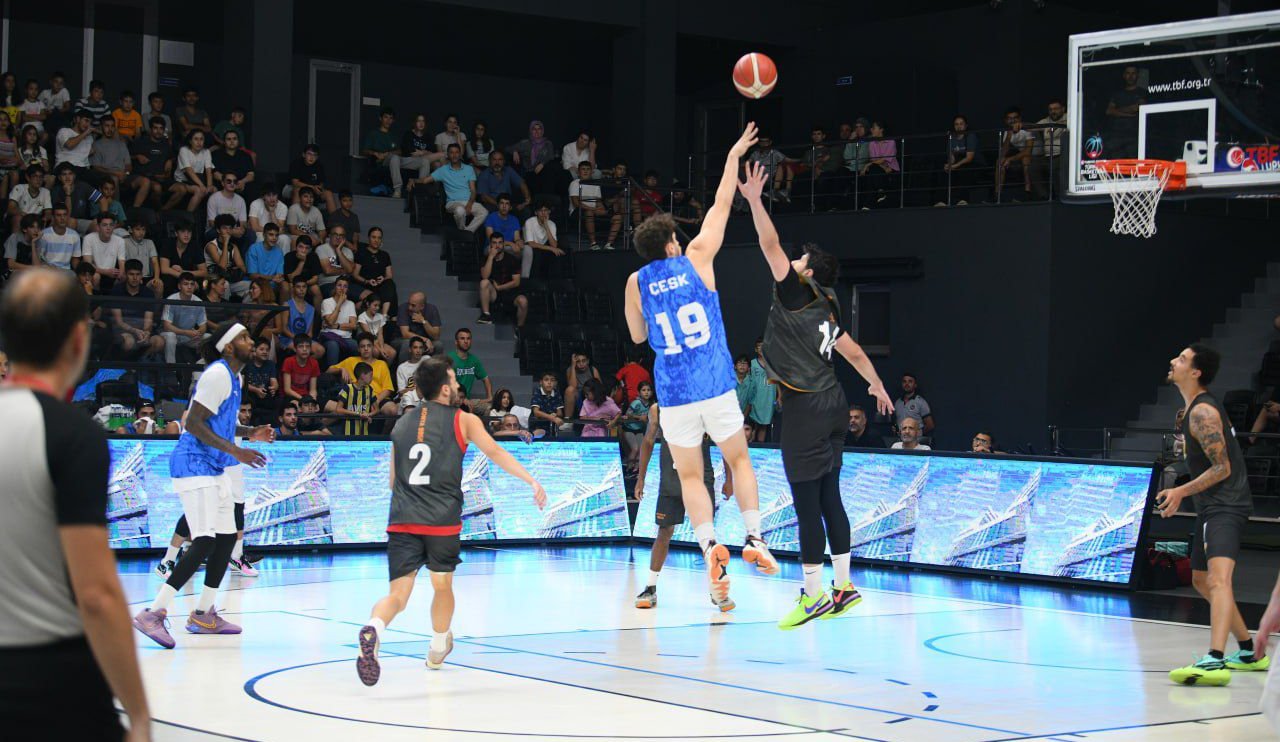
[[634, 213, 677, 261]]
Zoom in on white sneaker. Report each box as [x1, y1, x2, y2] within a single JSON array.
[[742, 536, 780, 575], [426, 631, 454, 669], [229, 557, 258, 577]]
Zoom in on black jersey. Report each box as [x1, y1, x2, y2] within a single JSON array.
[[388, 401, 467, 532], [759, 270, 842, 394], [1181, 393, 1252, 515]]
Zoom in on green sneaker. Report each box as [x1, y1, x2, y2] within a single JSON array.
[[777, 589, 833, 631], [1169, 655, 1231, 686], [1225, 650, 1271, 671], [821, 581, 863, 619]]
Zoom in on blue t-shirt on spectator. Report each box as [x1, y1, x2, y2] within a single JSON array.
[[484, 212, 521, 241], [282, 298, 315, 348], [477, 168, 525, 200], [430, 163, 476, 203], [246, 241, 284, 277]]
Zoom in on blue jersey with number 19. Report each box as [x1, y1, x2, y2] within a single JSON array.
[[638, 255, 735, 407]]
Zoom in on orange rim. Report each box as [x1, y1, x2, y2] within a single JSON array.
[[1094, 158, 1187, 190]]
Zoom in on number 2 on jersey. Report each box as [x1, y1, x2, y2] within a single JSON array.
[[654, 302, 711, 355], [407, 443, 433, 485]]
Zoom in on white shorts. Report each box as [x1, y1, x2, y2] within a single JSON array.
[[661, 390, 744, 448], [175, 479, 236, 539], [225, 464, 246, 504]]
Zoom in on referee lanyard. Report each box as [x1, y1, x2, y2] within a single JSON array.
[[5, 374, 73, 402]]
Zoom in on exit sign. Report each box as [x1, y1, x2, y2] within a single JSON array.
[[836, 76, 853, 86]]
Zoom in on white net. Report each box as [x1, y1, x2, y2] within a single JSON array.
[[1093, 161, 1173, 239]]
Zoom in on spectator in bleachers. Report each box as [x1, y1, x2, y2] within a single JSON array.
[[971, 431, 1001, 453], [157, 221, 203, 296], [327, 332, 397, 414], [38, 73, 72, 129], [579, 378, 620, 437], [395, 291, 441, 361], [110, 259, 164, 358], [50, 163, 96, 233], [282, 335, 321, 405], [212, 106, 246, 148], [891, 417, 930, 451], [484, 194, 528, 277], [420, 143, 486, 232], [128, 116, 172, 209], [296, 394, 330, 436], [1031, 99, 1066, 200], [0, 111, 17, 193], [492, 413, 538, 442], [280, 275, 323, 360], [123, 220, 162, 297], [5, 213, 43, 275], [160, 271, 206, 365], [561, 130, 598, 178], [75, 261, 110, 356], [18, 80, 47, 140], [509, 120, 558, 197], [92, 178, 127, 227], [37, 204, 81, 271], [204, 213, 250, 298], [285, 144, 335, 211], [477, 232, 527, 327], [357, 295, 397, 363], [860, 120, 900, 208], [621, 380, 654, 470], [746, 338, 775, 442], [395, 336, 428, 407], [283, 235, 322, 305], [242, 337, 279, 423], [326, 191, 361, 246], [448, 327, 492, 413], [840, 118, 869, 180], [17, 125, 49, 175], [315, 227, 356, 298], [353, 226, 398, 314], [796, 125, 840, 208], [360, 106, 401, 196], [530, 371, 566, 434], [470, 121, 495, 169], [74, 80, 110, 125], [894, 372, 934, 434], [477, 150, 531, 214], [524, 202, 565, 276], [0, 73, 17, 125], [670, 183, 703, 230], [167, 129, 213, 213], [205, 172, 249, 244], [212, 130, 255, 196], [393, 114, 442, 195], [319, 275, 359, 361], [173, 86, 211, 139], [111, 90, 143, 140], [845, 404, 884, 448], [1105, 66, 1145, 159], [8, 164, 50, 232], [88, 115, 131, 193], [249, 183, 289, 251], [434, 114, 468, 163], [331, 361, 377, 436], [631, 170, 664, 224], [487, 388, 516, 430], [245, 223, 286, 291], [81, 214, 125, 291], [570, 160, 620, 250], [239, 278, 281, 348], [564, 351, 601, 418], [734, 352, 760, 422], [996, 107, 1032, 202], [748, 135, 794, 202], [275, 402, 302, 437], [286, 186, 327, 243], [938, 114, 982, 206], [202, 274, 238, 324], [145, 91, 170, 138], [1250, 399, 1280, 444], [614, 347, 651, 406]]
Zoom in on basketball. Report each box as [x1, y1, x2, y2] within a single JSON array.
[[733, 52, 777, 99]]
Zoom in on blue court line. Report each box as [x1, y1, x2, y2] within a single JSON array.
[[923, 705, 939, 713], [923, 627, 1169, 673], [746, 659, 784, 664], [825, 667, 858, 675], [658, 653, 699, 658], [885, 679, 909, 686], [243, 652, 874, 740], [884, 717, 911, 725], [977, 710, 1266, 741]]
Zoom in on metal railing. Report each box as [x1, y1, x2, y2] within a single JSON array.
[[571, 177, 698, 251]]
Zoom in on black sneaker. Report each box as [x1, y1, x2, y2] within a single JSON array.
[[154, 559, 176, 578], [635, 585, 657, 609], [477, 313, 493, 325]]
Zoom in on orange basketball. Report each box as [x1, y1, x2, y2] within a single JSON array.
[[733, 53, 778, 99]]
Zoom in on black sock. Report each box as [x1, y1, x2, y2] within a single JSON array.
[[1209, 649, 1225, 660], [1239, 638, 1254, 654]]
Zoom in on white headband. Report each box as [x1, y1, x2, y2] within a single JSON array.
[[215, 323, 247, 352]]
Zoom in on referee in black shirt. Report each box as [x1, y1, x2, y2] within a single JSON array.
[[0, 269, 151, 740]]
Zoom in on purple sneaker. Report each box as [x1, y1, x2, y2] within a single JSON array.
[[185, 607, 242, 635], [132, 608, 175, 649], [356, 625, 381, 686]]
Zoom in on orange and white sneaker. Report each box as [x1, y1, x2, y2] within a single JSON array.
[[742, 536, 780, 575], [704, 541, 731, 606]]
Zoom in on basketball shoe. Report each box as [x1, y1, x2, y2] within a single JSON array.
[[1169, 655, 1231, 686], [132, 608, 175, 649], [185, 607, 242, 635], [229, 556, 258, 577], [742, 535, 780, 575], [1225, 649, 1271, 672], [704, 541, 732, 607], [821, 581, 863, 619], [427, 631, 453, 669], [777, 589, 833, 630], [356, 625, 381, 686], [635, 586, 658, 609]]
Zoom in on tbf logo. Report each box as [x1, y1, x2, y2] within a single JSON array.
[[1084, 134, 1104, 159]]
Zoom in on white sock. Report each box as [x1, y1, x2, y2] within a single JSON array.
[[741, 509, 762, 540], [431, 631, 449, 651], [231, 538, 244, 562], [832, 553, 851, 587], [196, 585, 218, 613], [648, 570, 660, 587], [150, 583, 178, 613], [366, 616, 386, 637], [162, 544, 180, 563], [803, 564, 822, 597], [694, 522, 717, 554]]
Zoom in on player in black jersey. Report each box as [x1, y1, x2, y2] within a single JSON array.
[[633, 402, 728, 610], [738, 163, 894, 630], [1160, 344, 1266, 686], [356, 357, 546, 686]]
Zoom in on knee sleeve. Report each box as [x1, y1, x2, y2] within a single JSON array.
[[166, 535, 216, 590], [234, 502, 245, 532], [203, 533, 239, 589]]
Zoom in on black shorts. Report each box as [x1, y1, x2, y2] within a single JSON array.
[[654, 439, 714, 528], [778, 384, 848, 483], [0, 637, 124, 741], [1190, 509, 1248, 571], [387, 530, 462, 579]]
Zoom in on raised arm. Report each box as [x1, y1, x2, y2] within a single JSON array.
[[463, 412, 546, 508], [834, 333, 892, 416], [686, 122, 757, 262], [737, 161, 790, 281]]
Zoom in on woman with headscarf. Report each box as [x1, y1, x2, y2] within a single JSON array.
[[509, 120, 558, 197]]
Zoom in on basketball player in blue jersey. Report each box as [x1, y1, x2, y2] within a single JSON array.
[[133, 322, 274, 649], [624, 122, 778, 609]]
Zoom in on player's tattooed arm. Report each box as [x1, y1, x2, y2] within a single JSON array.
[[1182, 404, 1232, 497]]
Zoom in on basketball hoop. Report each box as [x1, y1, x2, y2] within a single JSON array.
[[1092, 159, 1187, 239]]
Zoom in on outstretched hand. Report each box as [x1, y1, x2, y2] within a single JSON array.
[[728, 122, 759, 159], [869, 383, 894, 417], [736, 161, 769, 203]]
